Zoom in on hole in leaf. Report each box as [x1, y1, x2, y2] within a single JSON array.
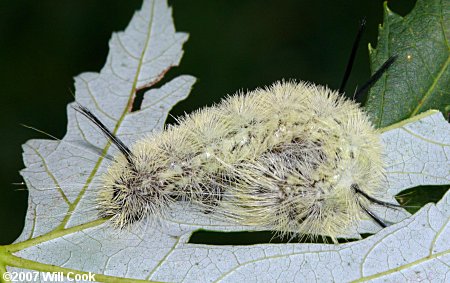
[[131, 88, 147, 112], [395, 185, 449, 214], [130, 66, 180, 112], [188, 230, 360, 245]]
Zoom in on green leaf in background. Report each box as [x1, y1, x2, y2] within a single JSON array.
[[365, 0, 449, 128]]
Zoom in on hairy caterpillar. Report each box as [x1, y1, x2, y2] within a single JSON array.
[[75, 71, 400, 243], [72, 19, 401, 243]]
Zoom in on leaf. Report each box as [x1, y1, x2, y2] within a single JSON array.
[[16, 0, 196, 239], [365, 0, 450, 128], [2, 111, 449, 282], [1, 1, 449, 282]]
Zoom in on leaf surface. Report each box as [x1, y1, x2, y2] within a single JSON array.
[[5, 111, 450, 282]]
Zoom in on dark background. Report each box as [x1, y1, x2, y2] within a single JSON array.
[[0, 0, 417, 244]]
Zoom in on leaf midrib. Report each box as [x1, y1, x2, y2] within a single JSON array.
[[410, 54, 450, 117], [59, 0, 157, 230]]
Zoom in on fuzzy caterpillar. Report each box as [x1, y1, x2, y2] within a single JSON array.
[[77, 78, 399, 243], [71, 18, 401, 242]]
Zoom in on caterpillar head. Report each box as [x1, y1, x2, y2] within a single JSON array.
[[98, 153, 174, 229], [73, 105, 172, 229], [97, 156, 168, 228]]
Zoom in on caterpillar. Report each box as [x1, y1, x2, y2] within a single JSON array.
[[75, 22, 401, 243]]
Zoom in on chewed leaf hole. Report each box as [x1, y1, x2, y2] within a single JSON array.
[[131, 68, 179, 112], [396, 185, 449, 214], [188, 229, 363, 245]]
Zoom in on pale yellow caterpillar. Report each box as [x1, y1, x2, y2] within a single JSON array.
[[68, 16, 403, 243], [75, 52, 400, 243]]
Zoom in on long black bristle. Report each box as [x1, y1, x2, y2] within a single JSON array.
[[352, 184, 402, 209], [360, 205, 387, 228], [339, 18, 366, 94], [354, 55, 398, 102], [73, 104, 134, 164]]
